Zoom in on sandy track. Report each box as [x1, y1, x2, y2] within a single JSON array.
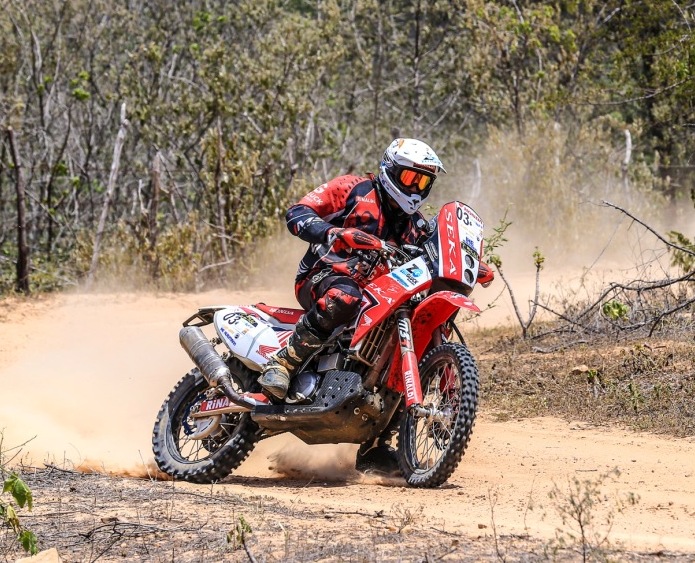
[[1, 291, 694, 556]]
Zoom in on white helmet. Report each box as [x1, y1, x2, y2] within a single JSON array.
[[378, 138, 446, 214]]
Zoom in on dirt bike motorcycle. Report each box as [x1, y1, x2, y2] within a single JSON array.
[[152, 201, 494, 488]]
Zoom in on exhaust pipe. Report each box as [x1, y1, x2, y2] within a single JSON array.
[[179, 326, 255, 410]]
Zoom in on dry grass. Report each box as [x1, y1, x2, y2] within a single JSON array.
[[473, 322, 695, 437], [2, 466, 546, 562], [0, 464, 677, 563]]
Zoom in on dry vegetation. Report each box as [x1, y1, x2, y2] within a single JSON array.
[[475, 326, 695, 437], [1, 440, 684, 562], [1, 467, 544, 562]]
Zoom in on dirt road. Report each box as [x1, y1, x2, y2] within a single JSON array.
[[1, 291, 694, 557]]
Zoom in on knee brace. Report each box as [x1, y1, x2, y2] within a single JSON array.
[[306, 279, 362, 334]]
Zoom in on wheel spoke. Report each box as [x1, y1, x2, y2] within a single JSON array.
[[411, 358, 464, 470], [172, 396, 239, 463], [153, 368, 262, 483], [399, 343, 479, 487]]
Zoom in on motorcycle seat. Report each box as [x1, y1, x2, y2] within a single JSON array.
[[254, 303, 305, 325]]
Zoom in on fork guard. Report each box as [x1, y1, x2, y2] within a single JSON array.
[[410, 291, 480, 358]]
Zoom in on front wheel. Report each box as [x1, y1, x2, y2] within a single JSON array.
[[152, 365, 262, 483], [398, 342, 479, 487]]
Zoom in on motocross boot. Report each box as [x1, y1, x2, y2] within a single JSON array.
[[258, 316, 324, 400], [355, 415, 402, 477]]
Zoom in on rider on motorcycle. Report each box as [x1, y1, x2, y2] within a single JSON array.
[[259, 138, 446, 474]]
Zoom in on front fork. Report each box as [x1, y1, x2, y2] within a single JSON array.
[[397, 311, 453, 423], [397, 310, 424, 409]]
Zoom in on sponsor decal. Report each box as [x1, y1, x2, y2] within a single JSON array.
[[407, 265, 423, 278], [443, 208, 459, 276], [391, 264, 424, 288], [201, 396, 231, 412], [256, 344, 279, 359], [269, 307, 300, 315], [391, 272, 409, 287], [223, 311, 259, 327], [404, 369, 417, 402], [418, 163, 437, 173], [355, 196, 376, 204], [462, 242, 480, 261], [307, 192, 323, 205], [459, 203, 483, 226], [424, 241, 439, 262], [220, 326, 237, 346], [310, 269, 331, 284], [362, 313, 373, 326], [397, 318, 413, 351]]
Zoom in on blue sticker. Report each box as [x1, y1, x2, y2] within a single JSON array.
[[392, 272, 410, 287], [220, 326, 236, 346]]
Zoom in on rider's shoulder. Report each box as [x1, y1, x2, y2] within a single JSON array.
[[322, 174, 371, 191]]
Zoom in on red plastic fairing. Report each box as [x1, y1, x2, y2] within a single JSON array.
[[410, 291, 480, 358], [384, 291, 480, 393], [351, 272, 433, 345]]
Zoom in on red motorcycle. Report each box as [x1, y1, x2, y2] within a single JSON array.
[[153, 201, 493, 488]]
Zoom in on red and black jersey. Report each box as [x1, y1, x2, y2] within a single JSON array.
[[286, 174, 428, 288]]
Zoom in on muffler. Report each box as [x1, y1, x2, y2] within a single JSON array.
[[179, 326, 255, 410]]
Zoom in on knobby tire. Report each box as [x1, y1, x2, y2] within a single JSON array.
[[152, 365, 262, 484], [398, 342, 479, 488]]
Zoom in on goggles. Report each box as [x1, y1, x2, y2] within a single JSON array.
[[398, 168, 435, 193]]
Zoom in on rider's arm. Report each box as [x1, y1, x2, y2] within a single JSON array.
[[285, 175, 362, 244], [286, 205, 333, 244]]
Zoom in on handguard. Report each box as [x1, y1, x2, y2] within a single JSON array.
[[477, 260, 494, 287], [328, 227, 384, 252]]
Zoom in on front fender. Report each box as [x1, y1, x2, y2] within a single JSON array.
[[411, 291, 480, 358]]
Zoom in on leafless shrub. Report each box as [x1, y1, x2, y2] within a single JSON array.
[[546, 468, 639, 563]]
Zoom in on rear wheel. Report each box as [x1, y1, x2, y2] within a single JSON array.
[[152, 363, 262, 483], [398, 342, 479, 487]]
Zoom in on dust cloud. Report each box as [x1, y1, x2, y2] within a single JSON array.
[[0, 225, 343, 480], [0, 290, 299, 478], [266, 441, 356, 481], [0, 158, 689, 479]]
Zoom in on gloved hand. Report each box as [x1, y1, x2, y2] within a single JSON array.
[[327, 227, 384, 251]]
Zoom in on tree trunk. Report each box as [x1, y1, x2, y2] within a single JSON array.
[[214, 119, 229, 261], [149, 151, 161, 252], [6, 127, 30, 294], [149, 151, 162, 279], [622, 129, 632, 192], [86, 103, 129, 288]]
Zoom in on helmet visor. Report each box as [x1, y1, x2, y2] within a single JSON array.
[[398, 168, 435, 193]]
